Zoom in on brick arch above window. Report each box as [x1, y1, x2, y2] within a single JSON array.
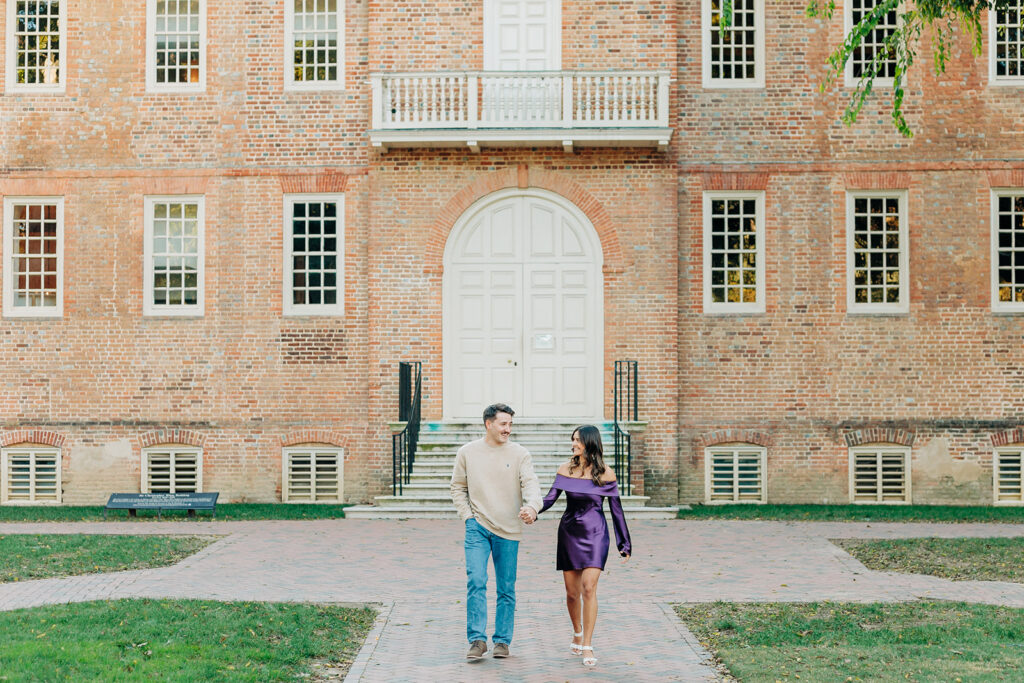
[[0, 429, 66, 449], [138, 429, 207, 449], [987, 170, 1024, 188], [277, 172, 350, 194], [695, 429, 772, 449], [991, 428, 1024, 447], [844, 427, 916, 448], [424, 165, 625, 275], [279, 430, 345, 448]]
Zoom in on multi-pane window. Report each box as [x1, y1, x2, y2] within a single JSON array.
[[703, 192, 765, 314], [705, 446, 766, 504], [847, 192, 908, 313], [994, 447, 1024, 505], [144, 197, 204, 316], [7, 0, 65, 91], [849, 445, 911, 504], [702, 0, 765, 87], [283, 447, 343, 502], [2, 198, 63, 318], [845, 0, 898, 85], [992, 192, 1024, 311], [146, 0, 205, 91], [286, 0, 344, 89], [1, 447, 61, 504], [991, 0, 1024, 83], [143, 447, 201, 493], [284, 195, 344, 316]]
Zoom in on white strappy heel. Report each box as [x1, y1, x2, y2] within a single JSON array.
[[581, 645, 597, 667], [570, 630, 584, 654]]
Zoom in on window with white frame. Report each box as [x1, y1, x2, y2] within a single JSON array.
[[1, 446, 61, 504], [284, 195, 344, 316], [994, 446, 1024, 504], [847, 192, 908, 313], [144, 196, 204, 316], [703, 192, 765, 314], [285, 0, 344, 90], [283, 447, 343, 502], [849, 445, 911, 503], [702, 0, 765, 88], [6, 0, 65, 92], [705, 445, 766, 503], [142, 447, 201, 493], [2, 197, 63, 318], [992, 191, 1024, 311], [844, 0, 898, 86], [146, 0, 205, 91], [990, 0, 1024, 84]]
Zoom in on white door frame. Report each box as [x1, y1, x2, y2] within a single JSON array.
[[442, 188, 603, 420]]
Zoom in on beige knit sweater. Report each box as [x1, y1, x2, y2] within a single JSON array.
[[450, 437, 542, 541]]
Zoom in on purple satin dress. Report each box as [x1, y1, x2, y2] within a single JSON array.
[[539, 474, 632, 571]]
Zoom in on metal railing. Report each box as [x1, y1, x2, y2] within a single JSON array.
[[392, 361, 422, 495], [613, 360, 638, 496]]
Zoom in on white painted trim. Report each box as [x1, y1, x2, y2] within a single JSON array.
[[702, 191, 766, 315], [5, 0, 67, 94], [843, 0, 897, 89], [141, 445, 203, 494], [845, 190, 909, 315], [704, 444, 767, 504], [145, 0, 207, 93], [483, 0, 561, 70], [282, 446, 344, 503], [848, 444, 912, 504], [369, 127, 673, 150], [994, 446, 1024, 505], [284, 0, 345, 91], [701, 0, 766, 89], [2, 196, 64, 318], [991, 189, 1024, 312], [282, 193, 345, 317], [143, 195, 205, 317], [988, 0, 1024, 86], [1, 446, 62, 504]]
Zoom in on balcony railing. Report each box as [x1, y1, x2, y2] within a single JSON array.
[[369, 70, 671, 151]]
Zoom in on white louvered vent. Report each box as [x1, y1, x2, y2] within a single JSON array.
[[284, 448, 343, 503], [850, 446, 910, 504], [994, 448, 1024, 504], [705, 446, 766, 504], [1, 447, 61, 504], [143, 448, 201, 493]]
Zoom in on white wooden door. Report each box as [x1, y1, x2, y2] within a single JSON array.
[[484, 0, 560, 71]]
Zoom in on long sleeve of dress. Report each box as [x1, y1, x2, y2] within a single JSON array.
[[607, 493, 632, 556], [538, 483, 562, 515]]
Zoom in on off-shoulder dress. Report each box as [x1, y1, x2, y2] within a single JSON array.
[[538, 473, 632, 571]]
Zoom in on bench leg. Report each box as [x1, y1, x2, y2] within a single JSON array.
[[129, 509, 137, 518], [188, 509, 196, 518]]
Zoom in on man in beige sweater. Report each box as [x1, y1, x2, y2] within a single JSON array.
[[451, 403, 542, 661]]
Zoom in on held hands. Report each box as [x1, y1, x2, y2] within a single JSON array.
[[620, 551, 631, 564], [518, 505, 537, 524]]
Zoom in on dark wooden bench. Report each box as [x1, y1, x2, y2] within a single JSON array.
[[104, 492, 219, 520]]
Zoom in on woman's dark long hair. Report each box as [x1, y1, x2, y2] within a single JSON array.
[[570, 424, 607, 486]]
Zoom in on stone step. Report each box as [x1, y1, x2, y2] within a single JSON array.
[[344, 504, 680, 520], [372, 493, 651, 506]]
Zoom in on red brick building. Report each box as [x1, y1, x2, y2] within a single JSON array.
[[1, 0, 1022, 508]]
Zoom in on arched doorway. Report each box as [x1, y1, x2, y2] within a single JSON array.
[[443, 188, 604, 419]]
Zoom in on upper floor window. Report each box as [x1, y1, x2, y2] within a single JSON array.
[[144, 196, 204, 316], [990, 0, 1024, 84], [702, 191, 766, 314], [2, 197, 63, 318], [992, 191, 1024, 312], [285, 0, 343, 90], [283, 194, 344, 316], [702, 0, 765, 88], [146, 0, 205, 92], [6, 0, 66, 93], [844, 0, 898, 87], [846, 191, 908, 314]]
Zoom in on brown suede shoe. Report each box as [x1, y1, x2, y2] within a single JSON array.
[[466, 640, 487, 660], [492, 643, 509, 658]]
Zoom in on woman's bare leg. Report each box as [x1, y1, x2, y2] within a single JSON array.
[[580, 567, 602, 655], [563, 570, 583, 650]]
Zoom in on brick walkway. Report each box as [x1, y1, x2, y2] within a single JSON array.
[[1, 519, 1023, 681]]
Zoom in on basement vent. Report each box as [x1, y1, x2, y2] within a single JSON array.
[[143, 448, 201, 493], [995, 448, 1024, 505], [850, 446, 910, 504], [283, 448, 343, 503], [1, 447, 61, 504], [705, 445, 766, 504]]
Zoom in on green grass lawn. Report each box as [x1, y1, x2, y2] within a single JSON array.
[[677, 601, 1024, 682], [835, 536, 1024, 583], [0, 503, 351, 523], [678, 503, 1024, 524], [0, 535, 215, 583], [0, 599, 375, 682]]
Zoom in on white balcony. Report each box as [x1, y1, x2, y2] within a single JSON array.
[[369, 70, 672, 152]]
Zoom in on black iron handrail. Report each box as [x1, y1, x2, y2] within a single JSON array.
[[392, 361, 422, 495], [612, 360, 638, 496]]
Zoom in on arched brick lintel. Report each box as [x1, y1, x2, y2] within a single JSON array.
[[138, 429, 207, 449], [991, 427, 1024, 447], [695, 429, 773, 449], [844, 427, 916, 447], [279, 430, 346, 448], [0, 429, 66, 449], [424, 165, 626, 274]]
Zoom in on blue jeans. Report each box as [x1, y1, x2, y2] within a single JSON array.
[[464, 517, 519, 645]]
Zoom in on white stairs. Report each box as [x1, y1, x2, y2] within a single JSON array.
[[345, 420, 678, 519]]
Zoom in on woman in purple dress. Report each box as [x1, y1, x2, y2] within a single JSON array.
[[536, 424, 631, 668]]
